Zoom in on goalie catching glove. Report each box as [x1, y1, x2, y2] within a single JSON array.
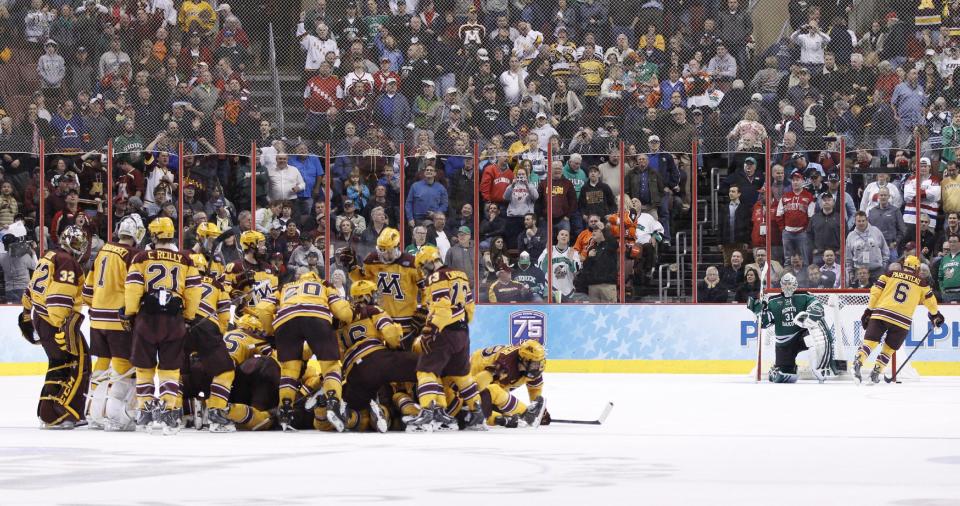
[[19, 309, 37, 344], [929, 311, 945, 329]]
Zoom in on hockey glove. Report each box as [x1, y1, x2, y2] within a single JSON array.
[[860, 309, 872, 330], [540, 408, 551, 426], [929, 312, 945, 329], [336, 247, 357, 270], [118, 307, 134, 332], [19, 309, 37, 344]]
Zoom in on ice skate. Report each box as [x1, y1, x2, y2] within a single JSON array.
[[324, 391, 347, 433], [404, 405, 435, 433], [369, 400, 388, 433], [207, 408, 236, 433], [278, 399, 297, 432], [867, 364, 882, 386], [462, 409, 488, 431], [432, 405, 457, 432], [494, 414, 519, 428], [520, 396, 546, 428], [136, 400, 157, 433], [158, 407, 182, 436], [302, 388, 326, 410], [852, 360, 862, 384], [41, 420, 76, 430]]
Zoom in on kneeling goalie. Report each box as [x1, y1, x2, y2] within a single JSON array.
[[748, 273, 838, 383]]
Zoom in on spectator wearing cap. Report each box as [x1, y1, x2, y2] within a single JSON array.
[[822, 172, 855, 228], [413, 80, 442, 134], [904, 156, 942, 236], [488, 264, 530, 303], [445, 226, 475, 287], [892, 68, 927, 148], [579, 165, 617, 220], [513, 251, 546, 302], [777, 170, 816, 265], [720, 156, 763, 207], [337, 196, 367, 236], [531, 111, 558, 152], [405, 164, 448, 228], [808, 192, 844, 266], [373, 77, 412, 142]]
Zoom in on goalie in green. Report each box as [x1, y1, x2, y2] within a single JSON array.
[[747, 273, 840, 383]]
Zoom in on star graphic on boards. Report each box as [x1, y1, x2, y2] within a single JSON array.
[[626, 317, 645, 336], [615, 339, 632, 358], [582, 333, 598, 354], [593, 310, 609, 332], [614, 305, 633, 321]]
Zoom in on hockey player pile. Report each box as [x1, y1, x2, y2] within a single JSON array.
[[19, 219, 546, 434], [747, 255, 944, 385]]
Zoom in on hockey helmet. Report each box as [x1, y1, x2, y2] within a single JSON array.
[[116, 214, 145, 243], [189, 253, 208, 275], [415, 245, 442, 274], [235, 314, 264, 336], [59, 225, 88, 257], [904, 255, 921, 272], [296, 267, 322, 282], [518, 340, 546, 378], [780, 272, 798, 298], [376, 227, 401, 263], [350, 279, 377, 301], [196, 221, 221, 239], [240, 230, 266, 250], [148, 217, 176, 240]]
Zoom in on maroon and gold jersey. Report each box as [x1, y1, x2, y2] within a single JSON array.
[[223, 259, 279, 332], [196, 275, 232, 333], [350, 253, 423, 329], [337, 304, 403, 377], [24, 249, 85, 328], [124, 248, 202, 320], [82, 241, 140, 331], [423, 267, 474, 330], [470, 344, 543, 399]]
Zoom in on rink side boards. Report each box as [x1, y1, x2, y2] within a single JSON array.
[[2, 305, 960, 376]]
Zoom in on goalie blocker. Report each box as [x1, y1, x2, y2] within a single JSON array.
[[748, 273, 842, 383]]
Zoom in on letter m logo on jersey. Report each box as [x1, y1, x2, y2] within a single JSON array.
[[509, 310, 546, 346], [377, 272, 404, 300]]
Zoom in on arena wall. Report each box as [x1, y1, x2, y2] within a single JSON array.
[[3, 305, 959, 376]]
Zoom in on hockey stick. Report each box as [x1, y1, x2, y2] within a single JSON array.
[[755, 263, 770, 382], [551, 402, 614, 425], [884, 326, 935, 384]]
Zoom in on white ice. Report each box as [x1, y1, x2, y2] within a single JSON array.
[[1, 373, 959, 506]]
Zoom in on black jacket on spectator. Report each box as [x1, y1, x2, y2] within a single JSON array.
[[697, 281, 730, 303], [578, 180, 616, 219], [718, 199, 752, 245], [720, 264, 745, 291], [734, 279, 760, 303], [516, 226, 547, 262], [808, 208, 843, 254], [577, 230, 619, 289], [479, 215, 506, 245], [720, 169, 763, 207]]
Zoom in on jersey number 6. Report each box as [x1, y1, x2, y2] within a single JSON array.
[[893, 282, 909, 303]]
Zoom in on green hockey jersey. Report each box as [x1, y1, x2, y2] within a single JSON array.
[[748, 292, 825, 344]]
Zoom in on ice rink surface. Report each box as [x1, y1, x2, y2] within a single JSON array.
[[1, 373, 959, 506]]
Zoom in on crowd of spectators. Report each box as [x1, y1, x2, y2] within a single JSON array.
[[1, 0, 960, 305]]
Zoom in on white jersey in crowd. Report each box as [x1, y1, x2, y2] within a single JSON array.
[[538, 245, 581, 297], [514, 29, 544, 62], [634, 212, 664, 245], [297, 23, 341, 70], [859, 181, 903, 214], [903, 176, 941, 226]]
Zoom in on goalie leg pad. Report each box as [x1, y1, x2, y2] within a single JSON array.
[[87, 368, 111, 425], [104, 374, 137, 431], [803, 327, 832, 382]]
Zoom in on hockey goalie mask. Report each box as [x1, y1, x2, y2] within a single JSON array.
[[116, 214, 146, 244], [781, 272, 798, 298], [59, 225, 88, 257]]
